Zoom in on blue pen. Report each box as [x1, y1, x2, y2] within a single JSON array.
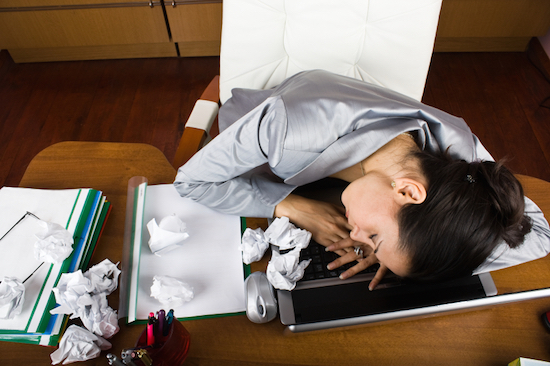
[[167, 309, 174, 333], [158, 309, 166, 338]]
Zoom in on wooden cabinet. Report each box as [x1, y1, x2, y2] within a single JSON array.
[[166, 1, 222, 57], [0, 0, 221, 62], [0, 1, 169, 48], [0, 0, 176, 62], [1, 0, 549, 63], [435, 0, 550, 51]]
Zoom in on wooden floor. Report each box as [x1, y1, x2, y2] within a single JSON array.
[[1, 42, 550, 189]]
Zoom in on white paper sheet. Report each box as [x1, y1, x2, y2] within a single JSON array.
[[0, 187, 89, 332], [128, 184, 245, 322]]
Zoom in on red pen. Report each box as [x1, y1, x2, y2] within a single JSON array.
[[147, 312, 155, 346]]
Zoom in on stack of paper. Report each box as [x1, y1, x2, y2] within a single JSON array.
[[0, 187, 110, 346], [123, 183, 247, 324]]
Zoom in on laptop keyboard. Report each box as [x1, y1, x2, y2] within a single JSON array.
[[299, 241, 380, 281]]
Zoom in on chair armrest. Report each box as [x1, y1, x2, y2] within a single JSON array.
[[173, 75, 220, 169]]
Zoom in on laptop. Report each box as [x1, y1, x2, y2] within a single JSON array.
[[277, 240, 550, 332], [276, 179, 550, 333]]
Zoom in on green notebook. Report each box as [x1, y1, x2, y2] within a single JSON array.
[[0, 187, 110, 346]]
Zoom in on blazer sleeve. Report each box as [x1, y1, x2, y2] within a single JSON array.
[[173, 96, 296, 218]]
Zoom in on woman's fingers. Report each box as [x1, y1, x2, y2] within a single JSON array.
[[325, 236, 356, 252], [315, 230, 351, 247], [326, 250, 358, 271], [323, 236, 357, 257], [328, 251, 379, 280], [275, 195, 352, 247], [368, 264, 389, 291], [315, 216, 353, 246]]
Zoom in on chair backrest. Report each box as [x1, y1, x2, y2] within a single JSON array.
[[219, 0, 443, 104]]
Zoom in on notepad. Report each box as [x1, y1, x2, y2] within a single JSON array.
[[123, 182, 247, 324]]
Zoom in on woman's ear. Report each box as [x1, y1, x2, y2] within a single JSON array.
[[393, 178, 427, 204]]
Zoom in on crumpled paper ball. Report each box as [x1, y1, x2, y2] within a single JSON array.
[[75, 293, 119, 339], [147, 214, 190, 256], [51, 270, 94, 316], [264, 217, 311, 250], [50, 325, 111, 365], [150, 275, 194, 308], [266, 248, 311, 291], [34, 221, 74, 264], [0, 277, 25, 319], [51, 260, 120, 339], [239, 227, 270, 264], [84, 259, 121, 295]]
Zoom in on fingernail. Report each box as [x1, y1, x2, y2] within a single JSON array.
[[327, 264, 333, 270], [339, 274, 346, 280], [325, 247, 331, 252]]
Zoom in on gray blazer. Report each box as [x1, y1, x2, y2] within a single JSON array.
[[174, 70, 550, 273]]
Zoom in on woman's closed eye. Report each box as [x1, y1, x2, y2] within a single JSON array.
[[369, 234, 381, 253]]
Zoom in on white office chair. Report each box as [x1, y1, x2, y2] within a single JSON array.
[[172, 0, 550, 274], [173, 0, 443, 168]]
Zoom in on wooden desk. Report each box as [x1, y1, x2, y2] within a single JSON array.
[[3, 141, 550, 365]]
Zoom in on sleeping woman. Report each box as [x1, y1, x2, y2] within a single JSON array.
[[174, 70, 550, 290]]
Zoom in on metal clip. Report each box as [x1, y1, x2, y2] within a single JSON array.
[[135, 349, 153, 366], [120, 349, 138, 366], [121, 347, 154, 366], [172, 1, 177, 7], [106, 353, 125, 366], [148, 1, 154, 8]]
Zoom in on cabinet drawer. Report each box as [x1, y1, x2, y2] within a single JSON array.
[[0, 2, 169, 49], [438, 0, 550, 38], [165, 1, 222, 56]]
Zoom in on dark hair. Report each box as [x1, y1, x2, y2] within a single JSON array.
[[398, 151, 532, 282]]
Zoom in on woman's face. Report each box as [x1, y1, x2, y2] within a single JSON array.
[[341, 173, 411, 277]]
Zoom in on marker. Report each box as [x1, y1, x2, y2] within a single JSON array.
[[147, 312, 155, 346], [165, 309, 174, 335], [158, 309, 166, 337]]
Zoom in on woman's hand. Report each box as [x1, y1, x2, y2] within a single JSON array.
[[274, 194, 389, 289], [326, 238, 389, 290], [274, 194, 352, 247]]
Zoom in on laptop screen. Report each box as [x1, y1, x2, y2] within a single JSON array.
[[290, 274, 489, 324]]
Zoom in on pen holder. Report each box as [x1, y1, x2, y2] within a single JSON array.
[[135, 319, 191, 366]]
